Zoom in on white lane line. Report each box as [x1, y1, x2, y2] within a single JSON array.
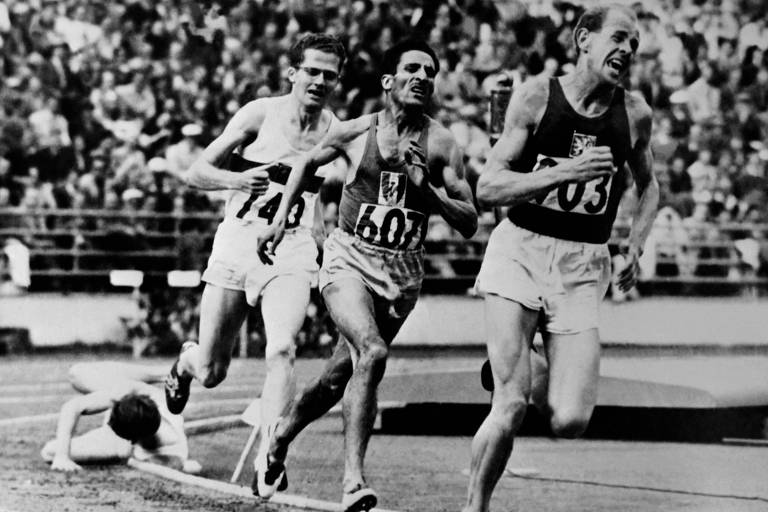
[[0, 383, 71, 393], [0, 399, 252, 428], [128, 457, 402, 512], [0, 385, 261, 404], [0, 413, 59, 427]]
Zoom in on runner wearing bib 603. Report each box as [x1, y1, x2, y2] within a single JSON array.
[[466, 6, 659, 512]]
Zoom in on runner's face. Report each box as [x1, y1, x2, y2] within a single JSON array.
[[586, 9, 639, 84], [290, 49, 341, 108], [387, 50, 436, 108]]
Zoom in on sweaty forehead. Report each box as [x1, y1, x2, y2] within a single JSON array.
[[301, 49, 341, 70], [397, 50, 436, 70], [602, 9, 639, 37]]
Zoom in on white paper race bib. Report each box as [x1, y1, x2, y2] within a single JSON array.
[[354, 203, 426, 250], [531, 154, 613, 215]]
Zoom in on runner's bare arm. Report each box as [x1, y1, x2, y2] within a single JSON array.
[[256, 117, 370, 263], [618, 94, 659, 291], [413, 131, 477, 238], [312, 190, 327, 249], [68, 362, 167, 393], [182, 100, 270, 193], [50, 388, 129, 471], [476, 79, 615, 208]]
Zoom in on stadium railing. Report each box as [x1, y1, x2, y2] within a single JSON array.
[[0, 208, 766, 295]]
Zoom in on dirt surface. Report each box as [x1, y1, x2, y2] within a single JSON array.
[[3, 354, 768, 512]]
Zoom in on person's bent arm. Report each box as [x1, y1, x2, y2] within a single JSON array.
[[476, 80, 615, 208], [618, 95, 659, 291], [257, 118, 369, 263], [412, 136, 477, 238], [182, 101, 270, 195], [68, 362, 168, 393], [50, 391, 118, 472]]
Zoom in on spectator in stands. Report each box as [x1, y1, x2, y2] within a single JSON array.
[[165, 123, 204, 178], [1, 0, 768, 300], [686, 60, 723, 124]]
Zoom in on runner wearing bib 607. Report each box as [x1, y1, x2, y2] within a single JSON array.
[[465, 5, 659, 512], [162, 34, 347, 495], [256, 39, 477, 512]]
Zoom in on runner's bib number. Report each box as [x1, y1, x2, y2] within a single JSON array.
[[531, 154, 612, 215], [354, 203, 426, 250]]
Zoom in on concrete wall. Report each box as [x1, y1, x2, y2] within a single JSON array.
[[1, 293, 767, 348], [0, 293, 138, 347], [396, 295, 768, 347]]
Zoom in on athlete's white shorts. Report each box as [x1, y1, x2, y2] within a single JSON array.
[[202, 218, 319, 306], [319, 229, 423, 320], [475, 219, 611, 334]]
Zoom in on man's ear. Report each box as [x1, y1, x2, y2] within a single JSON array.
[[575, 27, 591, 54], [288, 67, 297, 84], [381, 74, 393, 91]]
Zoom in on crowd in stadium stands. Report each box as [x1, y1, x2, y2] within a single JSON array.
[[1, 0, 768, 345]]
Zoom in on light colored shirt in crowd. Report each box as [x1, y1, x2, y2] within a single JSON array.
[[165, 140, 203, 177]]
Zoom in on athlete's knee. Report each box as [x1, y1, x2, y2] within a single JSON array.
[[264, 338, 296, 367], [198, 363, 227, 389], [549, 407, 592, 438], [357, 340, 389, 383], [490, 393, 529, 433]]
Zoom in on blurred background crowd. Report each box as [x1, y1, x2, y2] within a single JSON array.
[[0, 0, 767, 351]]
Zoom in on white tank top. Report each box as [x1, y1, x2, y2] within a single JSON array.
[[222, 97, 337, 231]]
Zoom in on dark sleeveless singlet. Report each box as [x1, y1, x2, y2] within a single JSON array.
[[506, 78, 632, 244], [337, 113, 431, 251]]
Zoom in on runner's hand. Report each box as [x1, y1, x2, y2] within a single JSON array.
[[616, 246, 641, 292], [236, 164, 271, 196], [405, 140, 430, 189], [256, 220, 286, 265], [51, 455, 81, 472], [566, 146, 616, 183]]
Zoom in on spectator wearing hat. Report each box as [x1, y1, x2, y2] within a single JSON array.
[[165, 123, 204, 178]]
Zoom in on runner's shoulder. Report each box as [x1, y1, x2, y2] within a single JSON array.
[[425, 116, 459, 155], [325, 114, 372, 148], [510, 77, 550, 127]]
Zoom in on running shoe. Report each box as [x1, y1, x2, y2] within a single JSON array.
[[252, 422, 288, 498], [342, 486, 378, 512], [252, 455, 287, 498], [164, 341, 196, 414]]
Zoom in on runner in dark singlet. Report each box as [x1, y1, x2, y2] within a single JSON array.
[[466, 5, 659, 511]]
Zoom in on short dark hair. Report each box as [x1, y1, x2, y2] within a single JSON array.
[[108, 393, 161, 442], [288, 33, 347, 71], [382, 38, 440, 75], [573, 4, 637, 56]]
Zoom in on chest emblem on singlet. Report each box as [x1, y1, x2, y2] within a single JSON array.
[[569, 132, 597, 157], [378, 171, 407, 207]]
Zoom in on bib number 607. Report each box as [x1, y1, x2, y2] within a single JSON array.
[[354, 204, 426, 250]]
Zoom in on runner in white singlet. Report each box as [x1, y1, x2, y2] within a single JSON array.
[[162, 34, 347, 488]]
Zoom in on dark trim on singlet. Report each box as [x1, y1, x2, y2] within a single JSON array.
[[228, 153, 323, 193], [506, 78, 631, 244]]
